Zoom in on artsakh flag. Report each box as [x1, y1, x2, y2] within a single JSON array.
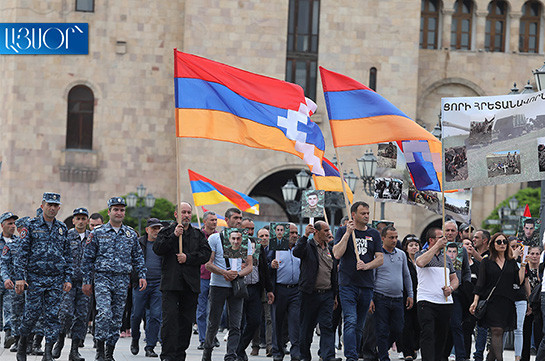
[[319, 67, 442, 191], [188, 169, 259, 214], [175, 50, 325, 175], [312, 157, 354, 203]]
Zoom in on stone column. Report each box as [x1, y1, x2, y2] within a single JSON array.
[[509, 12, 522, 53], [442, 9, 454, 49], [475, 10, 488, 51]]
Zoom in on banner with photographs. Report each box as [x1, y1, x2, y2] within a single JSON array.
[[268, 222, 290, 251], [441, 91, 545, 190], [444, 189, 472, 223], [221, 228, 249, 259], [301, 189, 325, 218], [517, 216, 541, 248]]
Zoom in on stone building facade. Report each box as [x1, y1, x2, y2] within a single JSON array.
[[0, 0, 540, 237]]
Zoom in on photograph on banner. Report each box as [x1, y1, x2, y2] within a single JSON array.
[[517, 216, 541, 248], [268, 222, 290, 251], [301, 189, 325, 218], [249, 237, 261, 265], [444, 189, 472, 223], [375, 142, 409, 204], [377, 142, 398, 168], [221, 228, 249, 259], [374, 178, 403, 201], [441, 91, 545, 190], [406, 182, 441, 214], [371, 220, 394, 231], [446, 242, 464, 273]]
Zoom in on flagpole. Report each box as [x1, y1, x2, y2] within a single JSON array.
[[176, 138, 183, 253], [442, 188, 447, 301], [334, 147, 361, 262], [323, 208, 329, 225], [195, 205, 202, 229], [373, 201, 377, 221]]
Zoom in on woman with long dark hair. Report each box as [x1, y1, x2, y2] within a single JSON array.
[[469, 233, 525, 361], [400, 234, 420, 361]]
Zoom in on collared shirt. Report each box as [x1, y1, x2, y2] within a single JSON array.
[[200, 227, 217, 279], [208, 233, 253, 288], [374, 247, 413, 298], [415, 249, 455, 304], [276, 247, 300, 285], [245, 261, 259, 285], [314, 244, 333, 290]]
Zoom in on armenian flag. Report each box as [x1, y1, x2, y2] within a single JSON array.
[[319, 67, 442, 191], [312, 157, 354, 203], [175, 50, 325, 175], [188, 169, 259, 214]]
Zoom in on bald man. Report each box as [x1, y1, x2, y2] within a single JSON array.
[[293, 221, 341, 361]]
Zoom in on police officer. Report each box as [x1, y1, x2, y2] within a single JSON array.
[[53, 208, 91, 361], [0, 212, 18, 349], [82, 197, 147, 361], [14, 192, 73, 361]]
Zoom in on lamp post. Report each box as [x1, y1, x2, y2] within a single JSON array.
[[126, 184, 156, 235], [356, 150, 383, 218], [498, 197, 524, 235], [533, 62, 545, 241], [281, 170, 311, 233]]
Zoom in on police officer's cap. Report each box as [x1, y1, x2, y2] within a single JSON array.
[[15, 217, 29, 228], [42, 192, 62, 205], [0, 212, 18, 224], [107, 197, 126, 209], [73, 208, 89, 217]]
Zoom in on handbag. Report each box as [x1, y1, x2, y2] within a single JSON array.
[[474, 260, 505, 320], [225, 258, 248, 299]]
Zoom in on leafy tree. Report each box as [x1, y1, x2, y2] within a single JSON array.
[[481, 187, 541, 234]]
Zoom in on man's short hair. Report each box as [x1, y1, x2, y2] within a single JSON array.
[[426, 227, 440, 242], [225, 208, 242, 219], [524, 218, 535, 226], [314, 221, 326, 231], [89, 213, 104, 222], [340, 216, 349, 224], [175, 202, 193, 212], [381, 225, 396, 238], [444, 219, 457, 229], [479, 229, 491, 242], [447, 243, 458, 251], [241, 217, 253, 223], [306, 190, 318, 197], [350, 201, 369, 215], [202, 211, 216, 221]]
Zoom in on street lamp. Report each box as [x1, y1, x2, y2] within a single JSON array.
[[281, 170, 311, 232], [431, 122, 442, 139], [533, 62, 545, 91], [356, 150, 377, 197], [343, 169, 358, 193], [508, 83, 520, 95], [126, 184, 156, 235]]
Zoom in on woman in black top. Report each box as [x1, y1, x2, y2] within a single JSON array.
[[521, 246, 542, 361], [400, 234, 420, 361], [469, 233, 525, 361]]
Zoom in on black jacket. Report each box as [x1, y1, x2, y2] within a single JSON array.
[[292, 235, 338, 295], [153, 223, 211, 293], [130, 234, 151, 287], [252, 244, 274, 293]]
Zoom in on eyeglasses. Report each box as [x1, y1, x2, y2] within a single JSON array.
[[495, 238, 508, 245], [406, 236, 420, 242]]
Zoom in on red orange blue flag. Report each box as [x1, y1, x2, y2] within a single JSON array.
[[319, 66, 442, 191], [175, 50, 325, 175], [312, 157, 354, 203], [188, 169, 259, 215]]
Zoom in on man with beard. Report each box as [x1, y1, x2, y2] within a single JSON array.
[[153, 202, 211, 361]]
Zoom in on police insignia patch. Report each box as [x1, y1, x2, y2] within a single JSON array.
[[59, 228, 63, 235], [125, 230, 131, 237], [2, 246, 8, 256], [86, 233, 93, 245], [20, 228, 28, 238]]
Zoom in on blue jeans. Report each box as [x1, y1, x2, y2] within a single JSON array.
[[339, 284, 373, 361], [374, 293, 404, 361], [130, 280, 162, 348], [473, 325, 488, 361], [196, 278, 210, 343], [449, 294, 466, 360]]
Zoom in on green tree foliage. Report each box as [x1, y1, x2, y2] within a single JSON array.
[[482, 187, 541, 234]]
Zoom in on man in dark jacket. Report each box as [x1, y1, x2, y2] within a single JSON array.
[[293, 221, 340, 361], [129, 218, 163, 357], [153, 202, 211, 361]]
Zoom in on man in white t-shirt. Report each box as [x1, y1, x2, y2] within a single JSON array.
[[415, 232, 459, 361], [202, 208, 253, 361]]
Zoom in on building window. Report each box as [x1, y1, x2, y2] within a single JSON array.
[[369, 67, 377, 91], [286, 0, 320, 100], [420, 0, 440, 49], [451, 0, 473, 50], [66, 85, 94, 150], [76, 0, 94, 12], [485, 0, 507, 52], [520, 1, 541, 53]]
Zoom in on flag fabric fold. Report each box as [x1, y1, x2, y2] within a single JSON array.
[[201, 206, 228, 228], [312, 157, 354, 203], [188, 169, 259, 215], [319, 66, 442, 191], [175, 50, 325, 175]]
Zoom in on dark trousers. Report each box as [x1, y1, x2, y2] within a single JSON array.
[[299, 290, 335, 361], [522, 312, 543, 361], [160, 289, 198, 361], [374, 293, 404, 361], [272, 285, 301, 359], [417, 301, 452, 361], [236, 285, 263, 360], [400, 305, 419, 358], [442, 294, 466, 360], [462, 312, 477, 359]]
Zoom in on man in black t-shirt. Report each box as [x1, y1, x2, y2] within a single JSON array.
[[333, 201, 383, 361]]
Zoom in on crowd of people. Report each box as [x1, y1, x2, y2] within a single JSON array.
[[1, 193, 545, 361]]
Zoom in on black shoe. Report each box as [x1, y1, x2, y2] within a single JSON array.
[[26, 334, 34, 354], [17, 335, 28, 361], [79, 339, 84, 348], [214, 337, 220, 348], [144, 348, 158, 357], [327, 358, 342, 361], [283, 347, 289, 355], [32, 334, 44, 355], [69, 339, 85, 361], [4, 329, 16, 348], [130, 338, 139, 355], [52, 333, 65, 359], [105, 344, 115, 361], [95, 340, 105, 361], [11, 336, 20, 352], [42, 343, 54, 361], [197, 342, 205, 350], [202, 348, 213, 361]]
